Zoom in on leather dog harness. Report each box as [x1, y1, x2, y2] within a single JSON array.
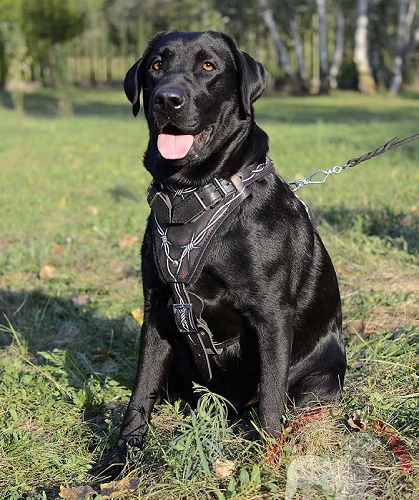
[[147, 158, 275, 380]]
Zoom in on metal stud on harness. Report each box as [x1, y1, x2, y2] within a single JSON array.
[[147, 159, 275, 380]]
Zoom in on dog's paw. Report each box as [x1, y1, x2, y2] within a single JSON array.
[[92, 446, 127, 481]]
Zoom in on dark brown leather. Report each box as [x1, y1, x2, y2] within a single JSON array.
[[148, 158, 275, 380], [170, 282, 221, 380], [148, 178, 237, 225], [150, 158, 274, 284]]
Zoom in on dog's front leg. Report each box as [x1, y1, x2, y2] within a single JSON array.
[[257, 310, 294, 437], [96, 291, 173, 478], [118, 319, 172, 447]]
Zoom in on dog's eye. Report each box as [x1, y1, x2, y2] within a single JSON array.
[[202, 61, 216, 72], [151, 60, 162, 71]]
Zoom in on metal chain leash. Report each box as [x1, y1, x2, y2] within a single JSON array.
[[288, 132, 419, 192]]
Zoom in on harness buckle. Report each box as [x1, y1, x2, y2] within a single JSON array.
[[213, 178, 230, 197], [193, 191, 209, 211]]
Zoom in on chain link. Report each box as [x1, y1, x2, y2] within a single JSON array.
[[287, 133, 419, 192]]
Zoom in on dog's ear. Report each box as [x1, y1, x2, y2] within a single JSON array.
[[237, 51, 268, 116], [124, 32, 167, 117], [124, 59, 143, 117], [220, 33, 268, 117]]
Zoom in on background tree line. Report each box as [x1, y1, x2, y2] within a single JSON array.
[[0, 0, 418, 95]]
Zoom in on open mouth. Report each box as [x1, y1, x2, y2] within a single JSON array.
[[157, 124, 209, 160]]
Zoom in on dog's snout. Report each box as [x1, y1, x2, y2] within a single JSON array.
[[153, 88, 185, 110]]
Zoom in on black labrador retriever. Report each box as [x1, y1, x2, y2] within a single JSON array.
[[100, 30, 346, 477]]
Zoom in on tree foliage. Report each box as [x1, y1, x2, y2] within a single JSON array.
[[22, 0, 85, 45], [0, 0, 418, 93]]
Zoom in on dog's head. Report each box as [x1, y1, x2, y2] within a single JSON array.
[[124, 31, 268, 183]]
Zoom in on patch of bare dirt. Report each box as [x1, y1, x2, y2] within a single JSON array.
[[339, 263, 418, 335]]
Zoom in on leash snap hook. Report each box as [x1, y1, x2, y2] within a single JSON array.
[[306, 168, 329, 184]]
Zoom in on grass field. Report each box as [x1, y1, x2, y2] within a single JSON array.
[[0, 87, 418, 499]]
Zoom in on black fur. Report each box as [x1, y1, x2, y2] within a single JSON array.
[[98, 30, 346, 478]]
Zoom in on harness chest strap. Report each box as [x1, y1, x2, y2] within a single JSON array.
[[148, 177, 237, 224], [148, 158, 275, 380], [171, 282, 222, 380]]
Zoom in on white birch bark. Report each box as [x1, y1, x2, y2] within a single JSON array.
[[404, 23, 419, 63], [329, 0, 344, 89], [257, 0, 293, 80], [354, 0, 376, 94], [316, 0, 329, 93], [284, 0, 309, 91], [390, 0, 418, 94]]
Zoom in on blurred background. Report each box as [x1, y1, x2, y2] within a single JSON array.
[[1, 0, 419, 98]]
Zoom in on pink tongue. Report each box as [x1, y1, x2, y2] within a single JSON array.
[[157, 133, 194, 160]]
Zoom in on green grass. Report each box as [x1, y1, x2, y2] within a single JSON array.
[[0, 88, 418, 498]]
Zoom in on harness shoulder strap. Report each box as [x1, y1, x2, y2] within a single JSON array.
[[171, 282, 222, 381]]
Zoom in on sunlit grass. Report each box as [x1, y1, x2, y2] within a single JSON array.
[[0, 88, 418, 498]]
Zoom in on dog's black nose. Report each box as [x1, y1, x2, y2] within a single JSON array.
[[153, 88, 185, 110]]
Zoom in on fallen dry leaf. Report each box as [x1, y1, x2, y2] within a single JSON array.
[[118, 235, 139, 248], [100, 476, 141, 498], [51, 245, 64, 255], [213, 458, 235, 478], [92, 348, 116, 364], [71, 294, 90, 307], [131, 307, 143, 324], [347, 409, 368, 431], [89, 206, 99, 216], [38, 265, 58, 280], [59, 484, 98, 499]]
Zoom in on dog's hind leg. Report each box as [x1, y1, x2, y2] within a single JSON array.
[[289, 370, 344, 408], [288, 333, 346, 408]]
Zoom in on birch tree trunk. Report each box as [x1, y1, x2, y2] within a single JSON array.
[[284, 0, 309, 92], [390, 0, 418, 94], [329, 0, 344, 89], [48, 43, 58, 88], [369, 18, 386, 90], [354, 0, 376, 94], [257, 0, 300, 91], [404, 24, 419, 63], [316, 0, 329, 93]]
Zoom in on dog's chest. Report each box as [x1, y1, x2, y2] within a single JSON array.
[[148, 159, 274, 286], [149, 184, 246, 285]]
